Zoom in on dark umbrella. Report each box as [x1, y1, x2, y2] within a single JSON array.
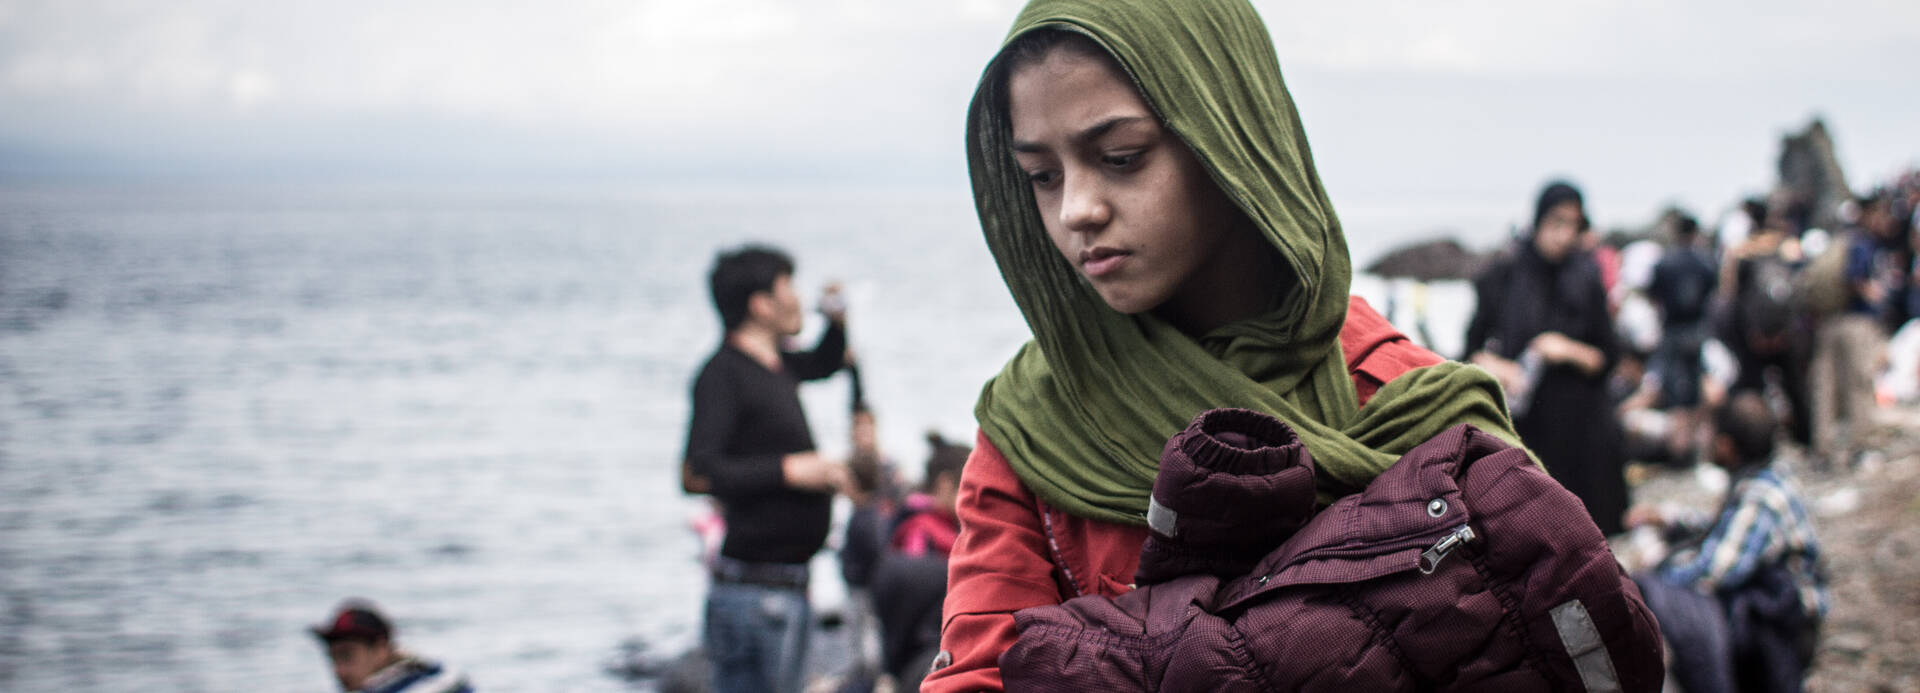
[[1362, 237, 1490, 283]]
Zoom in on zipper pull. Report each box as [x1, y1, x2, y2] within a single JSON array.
[[1419, 524, 1476, 575]]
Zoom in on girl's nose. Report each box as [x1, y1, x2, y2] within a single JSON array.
[[1059, 174, 1112, 232]]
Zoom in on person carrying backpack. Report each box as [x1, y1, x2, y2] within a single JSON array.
[[1806, 192, 1904, 469], [1723, 226, 1814, 445]]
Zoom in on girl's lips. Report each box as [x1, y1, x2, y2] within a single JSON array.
[[1081, 248, 1130, 278]]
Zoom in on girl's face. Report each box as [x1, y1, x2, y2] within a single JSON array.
[[1007, 45, 1268, 330]]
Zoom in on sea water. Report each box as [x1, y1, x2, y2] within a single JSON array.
[[0, 181, 1486, 690]]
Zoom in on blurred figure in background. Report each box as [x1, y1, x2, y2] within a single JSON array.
[[870, 433, 969, 692], [839, 368, 905, 595], [681, 245, 852, 693], [1722, 220, 1815, 446], [837, 372, 903, 689], [1627, 392, 1827, 693], [1466, 180, 1630, 534], [1648, 212, 1719, 463], [311, 600, 472, 693], [1891, 193, 1920, 404], [1807, 192, 1902, 469]]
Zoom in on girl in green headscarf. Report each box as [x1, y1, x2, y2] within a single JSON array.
[[928, 1, 1523, 690]]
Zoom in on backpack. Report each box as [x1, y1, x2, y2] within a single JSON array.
[[1739, 254, 1799, 339], [1654, 250, 1715, 323], [1794, 231, 1855, 316]]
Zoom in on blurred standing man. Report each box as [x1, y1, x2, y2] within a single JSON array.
[[1647, 212, 1718, 462], [682, 245, 851, 693], [1723, 222, 1814, 446], [1810, 193, 1902, 469]]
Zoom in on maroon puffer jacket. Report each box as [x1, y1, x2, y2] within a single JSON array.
[[1000, 409, 1663, 692]]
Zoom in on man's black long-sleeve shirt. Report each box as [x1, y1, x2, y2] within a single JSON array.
[[683, 322, 846, 565]]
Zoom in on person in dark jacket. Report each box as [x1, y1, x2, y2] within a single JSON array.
[[838, 397, 903, 687], [1648, 212, 1718, 462], [868, 434, 969, 691], [1466, 181, 1630, 534], [1721, 224, 1814, 446], [681, 245, 851, 693]]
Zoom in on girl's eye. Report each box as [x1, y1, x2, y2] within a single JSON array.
[[1026, 170, 1059, 188], [1102, 151, 1142, 168]]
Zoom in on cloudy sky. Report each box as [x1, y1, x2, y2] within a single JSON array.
[[2, 0, 1916, 227]]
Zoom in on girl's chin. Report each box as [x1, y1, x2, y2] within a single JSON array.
[[1091, 288, 1161, 316]]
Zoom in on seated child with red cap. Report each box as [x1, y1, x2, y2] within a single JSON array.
[[311, 599, 472, 693]]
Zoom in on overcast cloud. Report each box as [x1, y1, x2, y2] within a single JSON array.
[[2, 0, 1916, 226]]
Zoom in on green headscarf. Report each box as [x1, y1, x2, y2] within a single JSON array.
[[969, 0, 1527, 525]]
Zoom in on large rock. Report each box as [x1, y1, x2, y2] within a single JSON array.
[[1776, 119, 1853, 231]]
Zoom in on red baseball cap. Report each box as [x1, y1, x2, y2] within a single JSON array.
[[311, 600, 392, 643]]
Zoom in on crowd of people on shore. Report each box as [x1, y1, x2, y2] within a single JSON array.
[[1595, 171, 1920, 479], [1463, 169, 1918, 692]]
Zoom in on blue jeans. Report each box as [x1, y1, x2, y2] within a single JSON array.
[[705, 580, 811, 693]]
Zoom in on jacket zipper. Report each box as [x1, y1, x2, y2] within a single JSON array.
[[1418, 524, 1477, 575], [1236, 522, 1479, 603]]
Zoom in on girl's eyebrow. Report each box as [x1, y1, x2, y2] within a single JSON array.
[[1011, 115, 1151, 153]]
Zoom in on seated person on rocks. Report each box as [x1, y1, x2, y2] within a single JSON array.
[[1627, 391, 1828, 693], [311, 600, 473, 693]]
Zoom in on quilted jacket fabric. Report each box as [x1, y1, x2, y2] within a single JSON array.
[[1000, 411, 1663, 692]]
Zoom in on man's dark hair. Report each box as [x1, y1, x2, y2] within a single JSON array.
[[1742, 198, 1768, 229], [708, 245, 794, 332], [1673, 213, 1699, 238], [1714, 391, 1777, 464]]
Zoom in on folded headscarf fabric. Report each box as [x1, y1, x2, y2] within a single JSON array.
[[969, 0, 1528, 525]]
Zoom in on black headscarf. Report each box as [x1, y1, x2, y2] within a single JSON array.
[[1532, 180, 1590, 234], [1467, 181, 1611, 363]]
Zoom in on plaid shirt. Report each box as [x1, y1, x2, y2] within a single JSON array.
[[1658, 462, 1828, 620]]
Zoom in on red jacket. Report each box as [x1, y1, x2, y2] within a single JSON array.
[[927, 297, 1443, 693]]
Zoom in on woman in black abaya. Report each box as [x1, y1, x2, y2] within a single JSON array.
[[1465, 181, 1629, 535]]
